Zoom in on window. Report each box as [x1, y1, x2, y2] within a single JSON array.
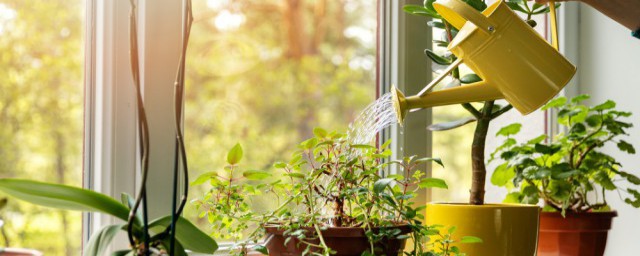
[[182, 0, 377, 241], [0, 0, 85, 254]]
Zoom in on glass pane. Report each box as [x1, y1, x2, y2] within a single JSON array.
[[184, 0, 376, 241], [0, 1, 84, 255]]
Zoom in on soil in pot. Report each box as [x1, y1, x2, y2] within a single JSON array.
[[264, 224, 411, 256], [538, 211, 617, 256]]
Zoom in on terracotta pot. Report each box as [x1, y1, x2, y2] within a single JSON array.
[[425, 203, 540, 256], [538, 211, 617, 256], [264, 224, 411, 256]]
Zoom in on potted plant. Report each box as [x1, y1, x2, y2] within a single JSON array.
[[490, 95, 640, 256], [400, 0, 564, 254], [0, 1, 218, 255], [191, 128, 481, 255]]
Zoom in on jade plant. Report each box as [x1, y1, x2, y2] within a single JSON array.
[[490, 95, 640, 213], [192, 128, 480, 255], [404, 0, 561, 205]]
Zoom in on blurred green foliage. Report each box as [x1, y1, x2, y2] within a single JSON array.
[[0, 0, 84, 255], [182, 0, 376, 236]]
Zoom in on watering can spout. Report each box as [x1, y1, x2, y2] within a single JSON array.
[[392, 83, 501, 124]]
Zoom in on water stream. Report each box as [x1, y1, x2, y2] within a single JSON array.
[[346, 92, 398, 145]]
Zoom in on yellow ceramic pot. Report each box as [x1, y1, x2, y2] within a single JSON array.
[[426, 203, 540, 256]]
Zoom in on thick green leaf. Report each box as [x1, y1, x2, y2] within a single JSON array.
[[503, 192, 522, 203], [373, 178, 395, 194], [227, 143, 243, 165], [505, 2, 527, 13], [254, 245, 269, 255], [191, 172, 216, 186], [462, 0, 487, 11], [242, 170, 271, 180], [428, 117, 476, 131], [84, 224, 124, 256], [459, 236, 483, 244], [418, 178, 448, 189], [427, 21, 445, 29], [0, 179, 130, 221], [148, 216, 218, 254], [424, 49, 452, 65], [496, 123, 522, 137], [460, 74, 482, 84]]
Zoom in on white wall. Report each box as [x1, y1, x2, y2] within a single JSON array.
[[577, 4, 640, 256]]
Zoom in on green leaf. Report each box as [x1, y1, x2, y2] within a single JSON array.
[[83, 224, 124, 256], [503, 192, 523, 203], [461, 0, 487, 11], [460, 236, 483, 244], [619, 171, 640, 185], [148, 216, 218, 254], [594, 171, 617, 190], [534, 143, 561, 155], [496, 123, 522, 136], [0, 179, 130, 222], [428, 117, 476, 131], [313, 127, 328, 138], [254, 245, 269, 255], [542, 97, 567, 110], [592, 100, 616, 111], [424, 49, 452, 65], [243, 170, 271, 180], [414, 157, 444, 168], [160, 236, 188, 256], [111, 250, 134, 256], [121, 193, 142, 223], [491, 164, 515, 186], [571, 94, 590, 103], [617, 140, 636, 154], [505, 2, 527, 13], [191, 172, 216, 186], [523, 166, 551, 179], [625, 189, 640, 207], [527, 135, 547, 144], [460, 74, 482, 84], [418, 178, 448, 189], [403, 4, 440, 18], [373, 178, 395, 194], [227, 143, 243, 165]]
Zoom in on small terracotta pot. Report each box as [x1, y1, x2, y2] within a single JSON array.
[[538, 211, 617, 256], [264, 224, 411, 256]]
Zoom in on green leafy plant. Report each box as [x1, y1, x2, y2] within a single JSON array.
[[490, 95, 640, 213], [0, 179, 217, 256], [192, 128, 480, 255], [404, 0, 560, 205]]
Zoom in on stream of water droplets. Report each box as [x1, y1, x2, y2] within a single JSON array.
[[347, 92, 398, 145]]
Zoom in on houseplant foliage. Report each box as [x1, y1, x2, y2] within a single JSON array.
[[491, 95, 640, 213], [490, 95, 639, 255], [192, 128, 481, 255], [0, 0, 218, 255]]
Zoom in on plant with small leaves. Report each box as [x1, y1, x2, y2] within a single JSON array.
[[193, 128, 479, 255], [404, 0, 563, 205], [490, 95, 640, 214]]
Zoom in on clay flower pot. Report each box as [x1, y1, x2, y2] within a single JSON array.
[[264, 224, 411, 256], [538, 211, 617, 256]]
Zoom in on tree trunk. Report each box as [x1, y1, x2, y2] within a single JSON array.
[[469, 101, 493, 205]]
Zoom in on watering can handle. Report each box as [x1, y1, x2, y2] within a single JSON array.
[[433, 0, 497, 34], [549, 1, 560, 50]]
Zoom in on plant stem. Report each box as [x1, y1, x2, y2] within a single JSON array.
[[469, 101, 494, 205]]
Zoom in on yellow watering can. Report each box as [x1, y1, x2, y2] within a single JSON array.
[[392, 0, 576, 123]]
